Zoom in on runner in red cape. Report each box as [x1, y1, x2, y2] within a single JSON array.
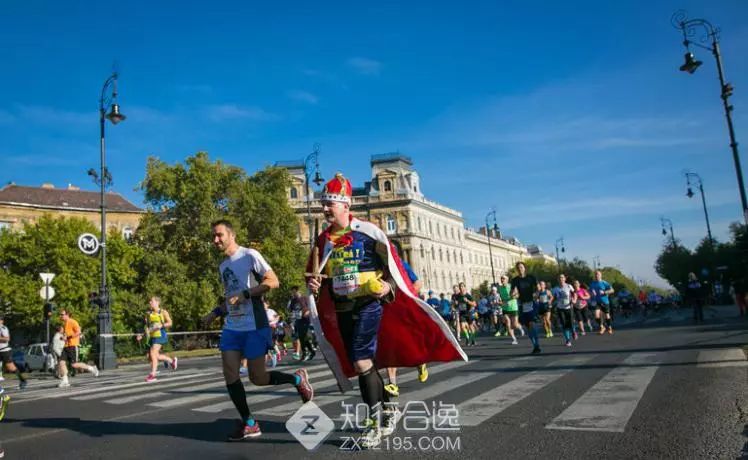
[[306, 172, 466, 449]]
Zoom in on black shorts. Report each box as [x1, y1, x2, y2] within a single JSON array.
[[574, 308, 588, 322], [597, 304, 611, 314], [458, 312, 470, 322], [537, 304, 550, 315], [0, 350, 11, 364], [274, 333, 286, 342], [60, 346, 79, 364]]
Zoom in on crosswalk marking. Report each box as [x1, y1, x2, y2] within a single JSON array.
[[458, 355, 596, 427], [9, 372, 219, 404], [697, 348, 748, 368], [72, 377, 226, 401], [262, 360, 474, 417], [155, 372, 341, 411], [546, 352, 660, 432]]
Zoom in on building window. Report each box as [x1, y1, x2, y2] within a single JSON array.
[[386, 214, 397, 234], [418, 217, 422, 232], [384, 180, 392, 192], [420, 244, 425, 259], [414, 185, 418, 193], [429, 221, 433, 235], [431, 247, 435, 260], [460, 252, 464, 265], [290, 187, 298, 199], [446, 251, 450, 263], [122, 226, 133, 241], [439, 248, 443, 262]]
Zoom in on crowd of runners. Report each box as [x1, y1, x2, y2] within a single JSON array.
[[0, 171, 744, 455]]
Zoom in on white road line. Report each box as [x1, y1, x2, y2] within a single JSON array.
[[457, 355, 597, 427], [263, 360, 475, 417], [546, 353, 660, 432], [73, 376, 226, 401], [107, 380, 226, 405], [697, 348, 748, 368], [10, 372, 220, 404], [191, 374, 343, 414]]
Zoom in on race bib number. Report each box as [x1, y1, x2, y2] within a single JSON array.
[[333, 266, 361, 296], [522, 301, 534, 313]]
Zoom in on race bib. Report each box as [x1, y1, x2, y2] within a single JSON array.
[[522, 301, 534, 313], [332, 264, 361, 296]]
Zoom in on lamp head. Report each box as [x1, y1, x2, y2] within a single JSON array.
[[679, 52, 702, 74], [686, 187, 694, 199], [313, 170, 324, 186], [106, 103, 126, 125], [662, 228, 668, 236]]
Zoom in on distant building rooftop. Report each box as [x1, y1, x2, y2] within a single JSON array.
[[0, 184, 143, 213], [371, 153, 413, 166]]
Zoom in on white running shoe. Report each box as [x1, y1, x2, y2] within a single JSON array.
[[511, 338, 518, 345], [91, 365, 100, 377], [58, 378, 71, 388], [361, 423, 382, 449], [239, 367, 248, 376], [0, 375, 5, 382], [520, 328, 526, 337], [381, 408, 401, 436], [171, 357, 178, 371]]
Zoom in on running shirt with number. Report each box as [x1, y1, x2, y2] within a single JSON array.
[[553, 284, 574, 310], [499, 284, 518, 312], [147, 310, 165, 338], [589, 280, 612, 305], [0, 325, 10, 352], [219, 246, 272, 332], [537, 289, 550, 306], [325, 227, 386, 301]]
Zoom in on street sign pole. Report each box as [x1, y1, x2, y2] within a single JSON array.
[[39, 273, 55, 349], [45, 285, 50, 346]]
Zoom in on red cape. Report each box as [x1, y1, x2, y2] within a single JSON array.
[[306, 217, 467, 379]]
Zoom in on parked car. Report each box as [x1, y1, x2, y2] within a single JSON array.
[[13, 343, 55, 372]]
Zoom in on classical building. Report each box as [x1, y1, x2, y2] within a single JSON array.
[[279, 153, 554, 293], [0, 183, 144, 237]]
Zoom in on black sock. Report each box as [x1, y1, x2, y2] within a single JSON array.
[[268, 371, 297, 386], [226, 380, 251, 423], [358, 367, 384, 415]]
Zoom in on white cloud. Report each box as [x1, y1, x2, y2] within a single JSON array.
[[204, 104, 280, 122], [286, 90, 319, 105], [16, 105, 94, 126], [347, 57, 382, 76]]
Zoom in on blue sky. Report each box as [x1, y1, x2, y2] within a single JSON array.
[[1, 1, 747, 287]]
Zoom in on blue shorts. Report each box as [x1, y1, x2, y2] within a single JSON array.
[[220, 327, 273, 360], [150, 334, 168, 346], [337, 300, 382, 363]]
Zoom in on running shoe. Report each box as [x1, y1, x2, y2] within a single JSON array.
[[531, 347, 542, 355], [607, 327, 614, 335], [581, 330, 586, 336], [163, 361, 170, 370], [598, 328, 606, 335], [145, 374, 157, 383], [381, 408, 400, 436], [228, 420, 262, 441], [417, 364, 429, 383], [58, 378, 70, 388], [384, 383, 400, 397], [494, 330, 502, 337], [239, 366, 248, 376], [270, 353, 278, 368], [171, 356, 178, 371], [294, 368, 314, 403], [18, 380, 28, 390], [511, 338, 518, 345], [91, 365, 100, 377], [361, 420, 382, 449], [549, 332, 554, 337], [0, 376, 4, 382], [0, 394, 8, 422], [565, 341, 572, 347], [292, 353, 301, 360], [520, 328, 526, 337], [0, 445, 4, 458], [573, 331, 579, 340]]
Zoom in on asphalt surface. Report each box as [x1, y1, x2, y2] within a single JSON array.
[[1, 305, 746, 460]]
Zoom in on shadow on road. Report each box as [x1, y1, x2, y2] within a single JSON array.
[[14, 417, 299, 445]]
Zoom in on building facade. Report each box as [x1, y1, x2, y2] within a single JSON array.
[[0, 183, 144, 237], [280, 154, 554, 293]]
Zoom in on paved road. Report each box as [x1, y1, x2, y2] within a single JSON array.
[[1, 306, 746, 459]]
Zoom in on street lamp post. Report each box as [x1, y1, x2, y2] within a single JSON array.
[[684, 171, 715, 246], [485, 209, 498, 286], [555, 237, 565, 269], [303, 144, 324, 250], [660, 217, 676, 247], [672, 11, 748, 225], [90, 72, 125, 370]]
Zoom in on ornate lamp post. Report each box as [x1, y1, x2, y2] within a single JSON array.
[[672, 11, 748, 225], [555, 237, 565, 269], [684, 171, 715, 246], [660, 217, 676, 248], [485, 209, 499, 286], [303, 144, 324, 250], [88, 72, 125, 370]]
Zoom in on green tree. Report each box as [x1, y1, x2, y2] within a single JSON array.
[[136, 152, 306, 326], [654, 241, 693, 291]]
